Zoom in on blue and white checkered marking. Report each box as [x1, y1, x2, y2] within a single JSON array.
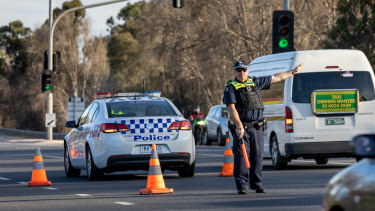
[[120, 118, 178, 134]]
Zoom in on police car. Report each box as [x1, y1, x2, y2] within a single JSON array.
[[64, 91, 195, 180]]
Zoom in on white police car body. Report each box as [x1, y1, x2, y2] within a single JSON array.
[[64, 92, 195, 180]]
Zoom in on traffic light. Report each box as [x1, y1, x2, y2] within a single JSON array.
[[41, 71, 53, 93], [44, 51, 61, 72], [173, 0, 184, 8], [272, 10, 294, 54]]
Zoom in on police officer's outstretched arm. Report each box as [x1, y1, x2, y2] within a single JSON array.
[[271, 63, 304, 83], [227, 104, 245, 139]]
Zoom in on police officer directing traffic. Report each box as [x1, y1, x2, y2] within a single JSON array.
[[223, 60, 304, 194]]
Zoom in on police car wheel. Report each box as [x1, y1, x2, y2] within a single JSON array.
[[64, 143, 80, 177], [270, 135, 288, 170], [86, 146, 103, 180], [178, 161, 195, 177], [203, 130, 211, 145]]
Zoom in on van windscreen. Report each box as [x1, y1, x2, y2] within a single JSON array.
[[292, 71, 375, 103]]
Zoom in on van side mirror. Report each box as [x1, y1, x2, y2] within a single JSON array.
[[65, 120, 77, 128], [351, 135, 375, 158]]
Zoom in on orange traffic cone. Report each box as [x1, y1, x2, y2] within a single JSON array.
[[140, 144, 173, 195], [219, 138, 234, 177], [28, 148, 52, 186]]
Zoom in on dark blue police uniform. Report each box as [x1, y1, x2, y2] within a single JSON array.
[[223, 76, 271, 192]]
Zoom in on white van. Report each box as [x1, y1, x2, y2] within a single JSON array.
[[248, 49, 375, 169]]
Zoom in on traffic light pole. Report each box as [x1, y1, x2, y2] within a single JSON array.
[[284, 0, 289, 10], [46, 0, 129, 140], [47, 0, 53, 141]]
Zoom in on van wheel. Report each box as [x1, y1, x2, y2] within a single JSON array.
[[64, 143, 80, 177], [315, 158, 328, 165], [270, 135, 288, 170], [86, 146, 103, 180], [217, 129, 225, 146], [203, 129, 211, 145]]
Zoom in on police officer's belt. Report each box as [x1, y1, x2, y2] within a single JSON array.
[[242, 120, 264, 130]]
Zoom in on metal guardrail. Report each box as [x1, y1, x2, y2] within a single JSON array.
[[0, 128, 65, 140]]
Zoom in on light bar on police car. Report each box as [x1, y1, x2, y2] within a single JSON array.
[[95, 92, 113, 99], [96, 91, 161, 98]]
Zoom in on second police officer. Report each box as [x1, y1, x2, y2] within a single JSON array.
[[223, 60, 304, 194]]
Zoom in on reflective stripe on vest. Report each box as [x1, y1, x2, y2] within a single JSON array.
[[227, 78, 255, 90]]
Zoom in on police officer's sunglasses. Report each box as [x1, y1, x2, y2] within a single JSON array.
[[236, 68, 248, 72]]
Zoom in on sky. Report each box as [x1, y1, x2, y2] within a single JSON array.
[[0, 0, 141, 36]]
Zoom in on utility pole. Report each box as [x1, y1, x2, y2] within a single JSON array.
[[46, 0, 129, 140]]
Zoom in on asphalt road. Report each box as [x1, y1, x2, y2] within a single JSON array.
[[0, 134, 355, 211]]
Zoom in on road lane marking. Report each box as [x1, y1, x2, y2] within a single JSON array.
[[0, 177, 11, 180], [293, 160, 354, 165], [196, 149, 224, 152], [17, 182, 27, 184], [193, 172, 220, 176], [44, 187, 58, 190], [76, 194, 92, 197], [115, 202, 134, 206], [198, 154, 223, 157], [44, 155, 63, 159]]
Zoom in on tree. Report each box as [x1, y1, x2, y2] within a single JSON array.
[[24, 1, 110, 132], [0, 20, 31, 77], [0, 0, 110, 132], [323, 0, 375, 66], [55, 0, 85, 21], [107, 1, 149, 92], [106, 0, 337, 115], [0, 0, 340, 131]]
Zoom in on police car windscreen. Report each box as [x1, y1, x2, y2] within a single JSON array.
[[292, 71, 375, 103], [106, 100, 177, 118]]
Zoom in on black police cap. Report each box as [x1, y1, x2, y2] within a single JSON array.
[[233, 61, 248, 71]]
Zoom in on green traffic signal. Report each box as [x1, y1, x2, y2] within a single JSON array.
[[272, 11, 294, 54], [41, 71, 53, 93], [279, 38, 288, 48]]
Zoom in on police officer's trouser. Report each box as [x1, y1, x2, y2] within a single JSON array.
[[232, 126, 264, 191]]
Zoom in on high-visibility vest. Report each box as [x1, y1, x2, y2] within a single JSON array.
[[226, 77, 264, 113], [226, 78, 255, 90]]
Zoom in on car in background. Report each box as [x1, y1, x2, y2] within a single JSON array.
[[64, 91, 195, 180], [203, 105, 229, 146], [323, 134, 375, 211]]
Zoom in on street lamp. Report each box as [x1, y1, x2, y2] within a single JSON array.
[[46, 0, 129, 140]]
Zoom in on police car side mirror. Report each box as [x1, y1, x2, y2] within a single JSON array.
[[351, 135, 375, 158], [65, 120, 77, 128]]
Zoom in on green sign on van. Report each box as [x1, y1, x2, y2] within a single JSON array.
[[311, 89, 358, 114]]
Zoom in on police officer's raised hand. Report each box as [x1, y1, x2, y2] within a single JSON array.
[[236, 127, 245, 139], [271, 62, 304, 83], [292, 63, 304, 75]]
